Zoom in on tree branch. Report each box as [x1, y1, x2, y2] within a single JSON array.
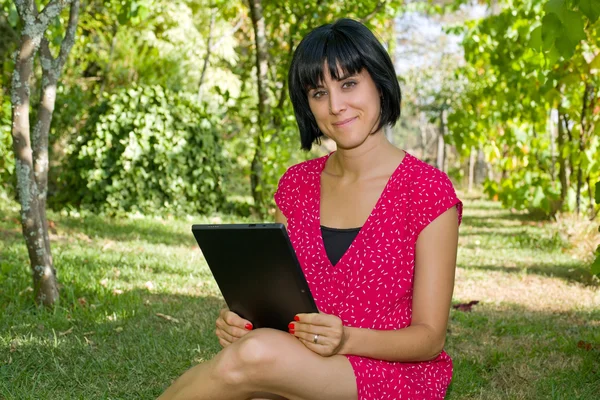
[[210, 14, 244, 52], [13, 0, 36, 20], [36, 0, 72, 31], [56, 0, 80, 72], [360, 1, 387, 23]]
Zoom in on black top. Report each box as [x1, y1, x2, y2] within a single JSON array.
[[320, 225, 361, 265]]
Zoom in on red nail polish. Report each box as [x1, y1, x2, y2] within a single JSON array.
[[289, 329, 295, 334], [245, 323, 253, 330], [294, 315, 300, 321], [288, 323, 295, 329]]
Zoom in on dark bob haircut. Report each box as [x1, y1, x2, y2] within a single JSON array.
[[288, 18, 402, 150]]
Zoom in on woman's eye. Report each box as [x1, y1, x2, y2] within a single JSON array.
[[312, 90, 326, 99], [342, 81, 357, 89]]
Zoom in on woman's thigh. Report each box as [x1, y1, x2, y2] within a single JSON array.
[[217, 328, 358, 400]]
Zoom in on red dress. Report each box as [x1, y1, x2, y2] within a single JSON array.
[[274, 152, 463, 399]]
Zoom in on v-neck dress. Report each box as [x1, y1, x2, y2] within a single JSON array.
[[274, 152, 463, 400]]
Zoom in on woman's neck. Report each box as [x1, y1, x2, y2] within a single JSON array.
[[326, 131, 402, 181]]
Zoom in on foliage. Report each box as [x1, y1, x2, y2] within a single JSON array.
[[447, 0, 600, 217], [592, 181, 600, 277], [0, 1, 17, 196], [54, 85, 226, 215], [0, 95, 13, 194]]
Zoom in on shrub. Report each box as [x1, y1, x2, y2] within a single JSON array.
[[0, 95, 15, 196], [54, 85, 226, 215]]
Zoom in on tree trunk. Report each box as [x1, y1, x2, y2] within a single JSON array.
[[437, 109, 446, 171], [587, 176, 595, 218], [549, 109, 556, 181], [10, 0, 80, 306], [468, 145, 476, 193], [576, 83, 591, 216], [99, 23, 118, 95], [557, 108, 568, 211], [475, 146, 486, 184], [248, 0, 270, 213], [418, 112, 428, 160], [197, 8, 216, 103]]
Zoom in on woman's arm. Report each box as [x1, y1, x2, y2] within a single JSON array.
[[339, 206, 459, 362], [275, 207, 288, 228]]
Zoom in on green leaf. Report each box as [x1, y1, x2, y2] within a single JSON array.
[[579, 0, 600, 22], [529, 26, 543, 51], [592, 249, 600, 276], [545, 45, 563, 67], [532, 186, 545, 208], [591, 53, 600, 71], [555, 35, 576, 59], [545, 0, 566, 22], [563, 11, 586, 44], [595, 181, 600, 203], [541, 13, 562, 51]]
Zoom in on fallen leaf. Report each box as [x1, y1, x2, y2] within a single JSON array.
[[18, 287, 33, 296], [99, 278, 108, 287], [452, 300, 480, 312], [10, 340, 18, 353], [77, 297, 87, 307], [577, 340, 597, 351], [112, 289, 123, 295], [59, 327, 74, 336], [156, 313, 180, 323], [114, 327, 123, 333], [144, 281, 154, 290], [48, 220, 57, 234]]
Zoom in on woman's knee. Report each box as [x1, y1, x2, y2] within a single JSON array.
[[214, 329, 293, 386]]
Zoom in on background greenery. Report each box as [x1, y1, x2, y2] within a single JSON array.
[[1, 0, 599, 398]]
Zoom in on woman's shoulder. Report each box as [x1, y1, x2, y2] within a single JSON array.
[[403, 153, 453, 188]]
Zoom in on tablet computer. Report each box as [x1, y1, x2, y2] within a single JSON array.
[[191, 223, 318, 331]]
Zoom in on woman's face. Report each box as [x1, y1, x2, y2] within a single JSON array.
[[307, 65, 381, 150]]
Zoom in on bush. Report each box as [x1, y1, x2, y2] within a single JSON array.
[[483, 170, 563, 218], [0, 94, 15, 196], [54, 85, 226, 215]]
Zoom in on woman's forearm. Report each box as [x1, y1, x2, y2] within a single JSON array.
[[339, 323, 445, 362]]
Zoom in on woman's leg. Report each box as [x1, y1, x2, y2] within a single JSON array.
[[158, 328, 358, 400]]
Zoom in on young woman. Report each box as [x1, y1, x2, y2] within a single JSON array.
[[160, 18, 462, 400]]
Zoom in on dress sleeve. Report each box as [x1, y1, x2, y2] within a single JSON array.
[[273, 167, 298, 219], [411, 167, 463, 238]]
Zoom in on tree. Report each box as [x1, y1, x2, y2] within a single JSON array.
[[447, 0, 600, 218], [10, 0, 80, 306]]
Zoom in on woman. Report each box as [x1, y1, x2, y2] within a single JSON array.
[[160, 18, 462, 400]]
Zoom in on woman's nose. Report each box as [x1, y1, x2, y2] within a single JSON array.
[[328, 90, 346, 115]]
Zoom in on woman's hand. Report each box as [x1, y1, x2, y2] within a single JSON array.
[[289, 313, 348, 357], [215, 308, 253, 348]]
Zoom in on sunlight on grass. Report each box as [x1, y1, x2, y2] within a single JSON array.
[[1, 194, 599, 399]]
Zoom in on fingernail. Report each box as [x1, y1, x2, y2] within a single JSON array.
[[294, 315, 300, 321], [245, 323, 253, 330], [289, 329, 295, 334], [288, 323, 295, 329]]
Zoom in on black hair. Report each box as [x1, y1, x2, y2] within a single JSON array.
[[288, 18, 402, 150]]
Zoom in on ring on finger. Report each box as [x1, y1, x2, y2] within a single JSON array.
[[313, 334, 319, 344]]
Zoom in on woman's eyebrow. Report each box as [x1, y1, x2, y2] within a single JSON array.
[[336, 73, 358, 81]]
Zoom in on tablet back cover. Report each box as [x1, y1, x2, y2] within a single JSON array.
[[192, 224, 318, 331]]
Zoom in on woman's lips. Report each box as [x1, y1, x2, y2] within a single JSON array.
[[332, 117, 357, 127]]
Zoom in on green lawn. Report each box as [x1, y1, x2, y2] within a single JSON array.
[[1, 194, 599, 399]]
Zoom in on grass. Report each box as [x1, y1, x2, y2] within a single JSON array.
[[1, 193, 599, 399]]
